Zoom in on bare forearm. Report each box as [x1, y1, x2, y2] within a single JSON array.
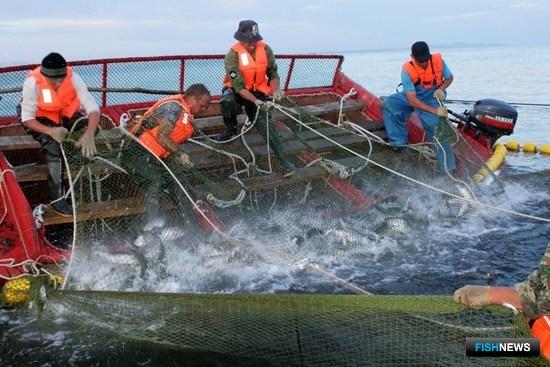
[[239, 89, 260, 104], [269, 78, 280, 92], [489, 287, 523, 310], [440, 75, 453, 91], [406, 92, 438, 114], [22, 119, 54, 135], [85, 111, 100, 134]]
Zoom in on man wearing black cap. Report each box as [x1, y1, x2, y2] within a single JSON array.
[[382, 41, 456, 174], [218, 20, 295, 178], [19, 52, 100, 215]]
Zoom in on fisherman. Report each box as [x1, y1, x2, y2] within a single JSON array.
[[454, 240, 550, 360], [18, 52, 99, 216], [129, 83, 210, 163], [218, 19, 296, 178], [382, 41, 456, 174], [125, 83, 211, 220]]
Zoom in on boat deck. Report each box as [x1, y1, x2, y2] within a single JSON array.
[[3, 95, 387, 226]]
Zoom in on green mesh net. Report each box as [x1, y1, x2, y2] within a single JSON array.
[[39, 290, 545, 366]]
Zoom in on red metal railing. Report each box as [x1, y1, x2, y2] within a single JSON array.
[[0, 54, 345, 126]]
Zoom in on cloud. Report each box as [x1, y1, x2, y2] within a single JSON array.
[[510, 0, 544, 8], [0, 18, 168, 32], [303, 4, 323, 11], [425, 11, 490, 22]]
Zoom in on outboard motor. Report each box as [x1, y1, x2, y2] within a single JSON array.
[[449, 99, 518, 144]]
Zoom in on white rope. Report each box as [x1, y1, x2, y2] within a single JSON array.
[[59, 143, 78, 290], [0, 169, 13, 225], [207, 189, 247, 209], [0, 255, 62, 281], [433, 136, 479, 202], [269, 101, 550, 224], [115, 128, 371, 295], [337, 88, 357, 127], [199, 108, 261, 145]]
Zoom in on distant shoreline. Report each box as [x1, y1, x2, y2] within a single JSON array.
[[336, 43, 506, 54]]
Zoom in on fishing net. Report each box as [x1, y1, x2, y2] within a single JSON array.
[[2, 56, 546, 366], [26, 290, 540, 366], [56, 91, 498, 293]]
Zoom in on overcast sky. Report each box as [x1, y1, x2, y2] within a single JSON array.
[[1, 0, 549, 64]]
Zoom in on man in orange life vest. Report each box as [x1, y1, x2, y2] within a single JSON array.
[[218, 20, 296, 178], [126, 83, 211, 219], [19, 52, 100, 216], [129, 83, 210, 164], [454, 240, 550, 360], [382, 41, 456, 174]]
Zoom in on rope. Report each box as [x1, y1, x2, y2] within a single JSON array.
[[0, 255, 63, 281], [207, 190, 247, 209], [115, 129, 369, 294], [268, 101, 550, 224], [337, 88, 357, 126], [0, 168, 15, 226], [58, 143, 78, 290]]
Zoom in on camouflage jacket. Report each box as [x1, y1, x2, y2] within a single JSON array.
[[224, 44, 279, 94], [515, 240, 550, 319]]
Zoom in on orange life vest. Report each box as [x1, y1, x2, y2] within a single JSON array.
[[29, 67, 80, 125], [531, 315, 550, 360], [402, 53, 444, 89], [132, 94, 194, 159], [223, 41, 271, 95]]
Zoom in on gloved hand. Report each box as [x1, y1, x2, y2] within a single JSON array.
[[175, 152, 193, 169], [436, 106, 448, 117], [156, 121, 178, 153], [273, 89, 285, 102], [47, 127, 69, 143], [254, 99, 265, 108], [76, 131, 97, 157], [453, 285, 490, 308], [254, 99, 271, 112], [433, 88, 446, 102]]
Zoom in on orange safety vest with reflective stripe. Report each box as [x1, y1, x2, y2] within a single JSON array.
[[402, 53, 444, 89], [223, 41, 272, 95], [29, 67, 80, 125], [531, 315, 550, 360], [131, 94, 194, 159]]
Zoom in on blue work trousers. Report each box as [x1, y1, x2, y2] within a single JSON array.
[[382, 92, 456, 173]]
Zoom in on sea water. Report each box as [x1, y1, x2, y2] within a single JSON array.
[[1, 45, 550, 366]]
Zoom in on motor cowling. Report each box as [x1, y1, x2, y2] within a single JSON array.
[[468, 99, 517, 138]]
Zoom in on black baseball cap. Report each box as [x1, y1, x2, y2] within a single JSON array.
[[411, 41, 431, 62]]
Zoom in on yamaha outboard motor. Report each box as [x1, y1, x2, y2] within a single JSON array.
[[449, 99, 518, 144]]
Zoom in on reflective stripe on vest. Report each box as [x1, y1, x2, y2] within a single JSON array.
[[134, 94, 194, 158], [402, 53, 444, 89], [223, 41, 271, 95], [532, 315, 550, 361], [29, 67, 80, 125]]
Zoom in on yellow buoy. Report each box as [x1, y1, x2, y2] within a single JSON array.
[[505, 140, 520, 151], [473, 144, 507, 183], [523, 143, 537, 153], [2, 277, 31, 304], [540, 145, 550, 156]]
